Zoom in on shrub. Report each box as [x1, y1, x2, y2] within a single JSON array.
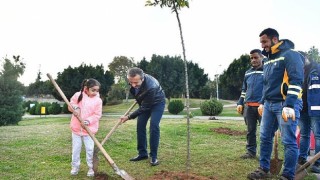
[[35, 102, 51, 115], [48, 102, 62, 114], [22, 100, 33, 112], [29, 102, 39, 115], [168, 100, 184, 115], [62, 103, 72, 114], [200, 99, 223, 116]]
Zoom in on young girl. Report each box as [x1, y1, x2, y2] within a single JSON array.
[[68, 78, 102, 177]]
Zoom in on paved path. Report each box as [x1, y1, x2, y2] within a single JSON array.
[[23, 103, 240, 120], [22, 113, 243, 120]]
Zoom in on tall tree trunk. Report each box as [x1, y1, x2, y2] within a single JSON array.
[[173, 2, 191, 175]]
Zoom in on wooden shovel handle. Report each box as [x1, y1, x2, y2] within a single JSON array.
[[100, 101, 137, 146], [47, 73, 116, 166], [274, 130, 279, 159]]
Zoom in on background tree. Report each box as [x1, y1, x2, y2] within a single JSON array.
[[307, 46, 320, 63], [143, 55, 208, 100], [108, 56, 136, 101], [52, 63, 114, 102], [219, 54, 251, 100], [137, 57, 149, 72], [146, 54, 185, 101], [0, 55, 26, 126], [26, 70, 52, 97], [187, 61, 208, 98], [146, 0, 192, 173], [199, 80, 215, 99]]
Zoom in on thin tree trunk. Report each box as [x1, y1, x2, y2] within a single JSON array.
[[173, 2, 191, 175]]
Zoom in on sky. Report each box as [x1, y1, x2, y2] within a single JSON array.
[[1, 0, 320, 86]]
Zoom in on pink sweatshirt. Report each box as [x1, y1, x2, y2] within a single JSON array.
[[69, 91, 102, 136]]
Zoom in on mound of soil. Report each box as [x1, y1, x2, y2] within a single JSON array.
[[94, 172, 110, 180], [149, 170, 218, 180], [210, 127, 246, 136]]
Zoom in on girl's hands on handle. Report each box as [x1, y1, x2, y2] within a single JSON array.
[[72, 107, 81, 117]]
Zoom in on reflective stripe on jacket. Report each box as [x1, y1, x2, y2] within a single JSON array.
[[237, 67, 263, 106], [261, 39, 304, 108], [307, 63, 320, 116]]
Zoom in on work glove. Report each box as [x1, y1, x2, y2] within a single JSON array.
[[258, 104, 263, 116], [282, 107, 295, 122], [236, 105, 243, 114], [83, 120, 90, 126]]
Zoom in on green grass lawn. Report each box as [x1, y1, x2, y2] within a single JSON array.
[[0, 117, 317, 180]]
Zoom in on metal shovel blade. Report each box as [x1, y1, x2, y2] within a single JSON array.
[[270, 158, 283, 175], [116, 169, 135, 180], [294, 169, 308, 180]]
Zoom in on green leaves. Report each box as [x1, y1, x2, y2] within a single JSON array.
[[145, 0, 190, 11]]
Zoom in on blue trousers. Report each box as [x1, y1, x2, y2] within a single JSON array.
[[136, 101, 165, 160], [298, 112, 320, 166], [259, 100, 302, 179]]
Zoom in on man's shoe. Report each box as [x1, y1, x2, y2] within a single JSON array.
[[311, 164, 320, 173], [240, 152, 256, 159], [279, 175, 290, 180], [247, 167, 271, 179], [129, 155, 148, 161], [87, 168, 94, 177], [70, 166, 79, 175], [298, 157, 307, 165], [150, 158, 159, 166]]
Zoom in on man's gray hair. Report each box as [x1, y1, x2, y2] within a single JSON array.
[[127, 67, 145, 79]]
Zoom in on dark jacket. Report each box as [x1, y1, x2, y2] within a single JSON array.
[[302, 61, 320, 116], [237, 66, 264, 106], [128, 74, 165, 119], [260, 39, 304, 108]]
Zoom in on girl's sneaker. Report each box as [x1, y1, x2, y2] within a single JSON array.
[[87, 168, 94, 177], [70, 167, 79, 175]]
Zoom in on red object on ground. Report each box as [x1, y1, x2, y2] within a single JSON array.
[[296, 127, 315, 150]]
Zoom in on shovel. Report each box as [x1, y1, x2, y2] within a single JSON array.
[[93, 101, 137, 174], [295, 151, 320, 180], [47, 73, 134, 180], [270, 130, 283, 175]]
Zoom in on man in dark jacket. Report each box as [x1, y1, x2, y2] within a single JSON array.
[[120, 67, 165, 166], [297, 52, 320, 173], [237, 49, 264, 159], [247, 28, 304, 180]]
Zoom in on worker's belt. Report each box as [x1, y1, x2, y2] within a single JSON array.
[[246, 102, 260, 107]]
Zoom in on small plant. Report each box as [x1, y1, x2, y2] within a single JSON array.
[[200, 99, 223, 116], [168, 100, 184, 114], [28, 102, 39, 115], [184, 112, 194, 119]]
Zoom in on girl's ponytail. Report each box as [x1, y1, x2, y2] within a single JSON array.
[[77, 79, 88, 103]]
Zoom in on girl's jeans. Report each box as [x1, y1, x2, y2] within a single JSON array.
[[71, 132, 94, 169]]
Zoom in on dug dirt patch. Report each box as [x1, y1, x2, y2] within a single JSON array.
[[94, 172, 110, 180], [210, 127, 246, 136], [149, 170, 218, 180]]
